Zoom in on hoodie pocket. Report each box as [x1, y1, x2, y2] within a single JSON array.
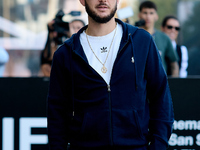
[[112, 109, 146, 145], [70, 109, 110, 145], [133, 110, 145, 139]]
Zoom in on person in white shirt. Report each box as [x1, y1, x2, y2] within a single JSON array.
[[162, 15, 188, 78], [0, 47, 9, 77]]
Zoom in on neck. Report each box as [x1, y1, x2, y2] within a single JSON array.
[[142, 26, 155, 35], [86, 17, 116, 36]]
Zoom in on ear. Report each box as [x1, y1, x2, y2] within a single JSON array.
[[155, 13, 159, 21], [161, 26, 164, 32], [79, 0, 85, 6], [138, 12, 141, 19]]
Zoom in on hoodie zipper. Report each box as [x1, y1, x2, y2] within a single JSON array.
[[107, 85, 111, 92], [107, 84, 113, 145], [107, 35, 131, 146]]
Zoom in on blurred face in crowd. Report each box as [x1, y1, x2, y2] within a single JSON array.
[[162, 18, 180, 41], [69, 20, 85, 35], [139, 8, 158, 29], [80, 0, 118, 23]]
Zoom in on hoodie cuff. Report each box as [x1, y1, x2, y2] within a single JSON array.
[[148, 137, 168, 150]]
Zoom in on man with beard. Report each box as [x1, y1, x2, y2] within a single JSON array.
[[47, 0, 174, 150]]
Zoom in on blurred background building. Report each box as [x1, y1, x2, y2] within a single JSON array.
[[0, 0, 200, 77]]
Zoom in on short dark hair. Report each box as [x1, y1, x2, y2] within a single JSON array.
[[162, 15, 179, 27], [139, 1, 157, 12]]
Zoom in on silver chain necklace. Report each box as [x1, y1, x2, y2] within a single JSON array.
[[86, 25, 117, 73]]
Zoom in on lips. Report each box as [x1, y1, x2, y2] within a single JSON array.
[[98, 5, 108, 8], [96, 4, 109, 10]]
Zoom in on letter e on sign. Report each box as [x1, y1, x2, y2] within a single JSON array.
[[19, 117, 48, 150]]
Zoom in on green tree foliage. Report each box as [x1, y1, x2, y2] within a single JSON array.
[[182, 1, 200, 49], [181, 1, 200, 75]]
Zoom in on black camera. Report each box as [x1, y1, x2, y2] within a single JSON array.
[[135, 20, 145, 27], [52, 10, 81, 45]]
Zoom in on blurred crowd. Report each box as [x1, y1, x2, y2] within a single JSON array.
[[0, 1, 193, 78]]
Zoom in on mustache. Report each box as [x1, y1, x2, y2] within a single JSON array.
[[96, 3, 110, 8]]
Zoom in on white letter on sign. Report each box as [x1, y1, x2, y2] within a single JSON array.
[[19, 117, 48, 150], [196, 133, 200, 146], [2, 117, 14, 150]]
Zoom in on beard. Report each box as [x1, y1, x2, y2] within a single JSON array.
[[85, 1, 117, 23]]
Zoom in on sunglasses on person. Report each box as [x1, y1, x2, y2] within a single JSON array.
[[166, 25, 180, 31]]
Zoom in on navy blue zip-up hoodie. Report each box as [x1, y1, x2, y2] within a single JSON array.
[[48, 19, 174, 150]]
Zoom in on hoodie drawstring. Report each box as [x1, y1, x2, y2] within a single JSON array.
[[129, 33, 138, 91], [68, 43, 75, 118]]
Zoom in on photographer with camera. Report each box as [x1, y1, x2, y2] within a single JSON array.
[[40, 10, 85, 77]]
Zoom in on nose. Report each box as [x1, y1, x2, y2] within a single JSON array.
[[146, 14, 151, 19], [171, 28, 177, 32]]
